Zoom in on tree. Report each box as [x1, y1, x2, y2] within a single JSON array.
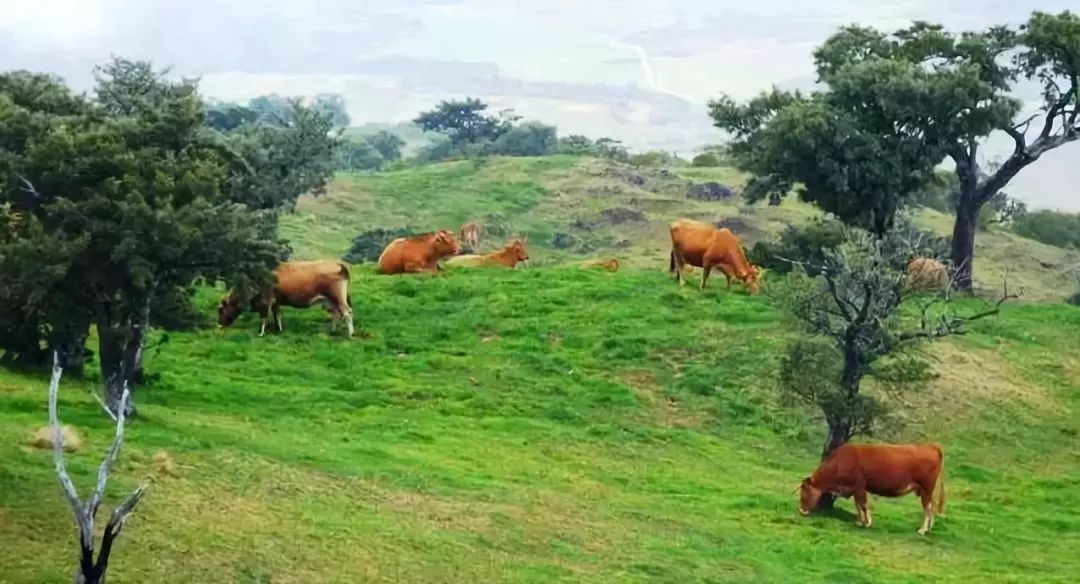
[[715, 11, 1080, 287], [0, 59, 336, 416], [338, 138, 385, 171], [491, 121, 558, 156], [312, 93, 350, 127], [48, 355, 147, 584], [247, 93, 293, 123], [412, 98, 509, 147], [557, 134, 595, 155], [205, 100, 258, 131], [594, 137, 629, 162], [364, 130, 406, 162], [773, 221, 1011, 469]]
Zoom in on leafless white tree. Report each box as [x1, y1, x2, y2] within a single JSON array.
[[48, 353, 148, 584]]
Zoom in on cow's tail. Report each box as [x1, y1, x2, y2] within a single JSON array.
[[669, 251, 676, 272], [338, 262, 353, 308], [933, 447, 946, 516]]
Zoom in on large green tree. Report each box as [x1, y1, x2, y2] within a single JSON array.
[[0, 59, 337, 415], [711, 11, 1080, 288], [412, 98, 509, 147]]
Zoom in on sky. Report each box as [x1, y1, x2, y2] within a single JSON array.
[[1, 0, 1078, 210]]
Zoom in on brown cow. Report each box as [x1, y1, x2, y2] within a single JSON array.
[[669, 219, 760, 293], [446, 239, 529, 268], [377, 230, 461, 274], [798, 443, 946, 535], [218, 260, 354, 337], [906, 258, 950, 292], [578, 258, 620, 272], [460, 221, 483, 253]]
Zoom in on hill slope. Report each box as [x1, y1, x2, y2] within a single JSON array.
[[283, 156, 1079, 298], [1, 158, 1078, 582]]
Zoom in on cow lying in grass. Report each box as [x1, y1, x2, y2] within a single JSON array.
[[378, 230, 461, 274], [446, 239, 529, 268]]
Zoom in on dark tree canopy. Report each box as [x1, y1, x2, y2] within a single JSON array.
[[711, 11, 1080, 288], [0, 58, 338, 415], [364, 130, 406, 162], [412, 98, 509, 147]]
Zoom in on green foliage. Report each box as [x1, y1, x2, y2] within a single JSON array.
[[338, 139, 384, 172], [0, 58, 337, 411], [491, 122, 558, 157], [342, 227, 412, 263], [312, 93, 350, 127], [364, 130, 406, 162], [205, 101, 258, 131], [1013, 210, 1080, 249], [711, 11, 1080, 287], [627, 150, 682, 168], [557, 134, 595, 155], [912, 171, 958, 213], [772, 223, 982, 456], [748, 219, 850, 275], [412, 98, 509, 148], [691, 152, 720, 167]]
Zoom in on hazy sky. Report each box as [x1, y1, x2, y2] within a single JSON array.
[[1, 0, 1078, 210]]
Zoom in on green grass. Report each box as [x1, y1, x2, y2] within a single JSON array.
[[3, 156, 1080, 582], [1, 267, 1079, 582]]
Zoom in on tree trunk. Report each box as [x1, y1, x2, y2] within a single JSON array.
[[50, 325, 89, 375], [951, 198, 980, 291], [95, 295, 152, 418]]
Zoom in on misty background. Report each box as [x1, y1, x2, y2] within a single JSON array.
[[2, 0, 1076, 210]]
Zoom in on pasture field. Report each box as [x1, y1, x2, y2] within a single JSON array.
[[1, 158, 1079, 582]]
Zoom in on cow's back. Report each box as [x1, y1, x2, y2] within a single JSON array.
[[848, 444, 943, 494], [670, 219, 719, 267], [378, 237, 411, 274], [273, 261, 348, 306]]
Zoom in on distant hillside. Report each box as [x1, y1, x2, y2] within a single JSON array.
[[282, 156, 1080, 299], [343, 122, 438, 156]]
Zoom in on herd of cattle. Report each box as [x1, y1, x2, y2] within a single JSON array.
[[215, 218, 948, 535]]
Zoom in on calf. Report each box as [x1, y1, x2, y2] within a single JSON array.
[[446, 239, 529, 268], [798, 443, 946, 534]]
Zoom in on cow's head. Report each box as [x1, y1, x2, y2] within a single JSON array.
[[506, 239, 530, 264], [434, 230, 461, 256], [741, 265, 762, 295], [217, 292, 245, 327], [797, 477, 822, 515]]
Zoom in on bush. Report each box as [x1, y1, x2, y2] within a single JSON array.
[[343, 227, 413, 263], [691, 152, 721, 167], [492, 122, 557, 157], [748, 219, 850, 274], [748, 216, 948, 275], [627, 150, 681, 168], [1013, 210, 1080, 249]]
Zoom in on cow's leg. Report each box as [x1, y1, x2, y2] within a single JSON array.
[[854, 489, 870, 528], [331, 282, 354, 338], [918, 486, 934, 535], [671, 249, 687, 286], [716, 263, 736, 290], [272, 303, 283, 333], [700, 265, 712, 290]]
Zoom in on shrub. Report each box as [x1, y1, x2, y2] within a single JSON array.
[[343, 228, 413, 263], [1013, 210, 1080, 249], [491, 122, 557, 157]]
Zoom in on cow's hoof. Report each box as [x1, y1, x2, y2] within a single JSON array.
[[917, 529, 929, 536]]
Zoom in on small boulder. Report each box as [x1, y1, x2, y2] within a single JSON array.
[[30, 425, 81, 452]]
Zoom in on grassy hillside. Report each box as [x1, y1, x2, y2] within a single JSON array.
[[283, 156, 1079, 298], [2, 156, 1079, 582]]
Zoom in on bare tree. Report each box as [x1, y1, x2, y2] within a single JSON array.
[[774, 225, 1014, 465], [48, 353, 148, 584]]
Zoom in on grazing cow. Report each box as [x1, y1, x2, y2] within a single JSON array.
[[460, 221, 483, 253], [669, 219, 760, 293], [798, 443, 946, 535], [446, 239, 529, 268], [377, 230, 461, 274], [578, 258, 620, 272], [907, 258, 950, 291], [218, 260, 354, 337]]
